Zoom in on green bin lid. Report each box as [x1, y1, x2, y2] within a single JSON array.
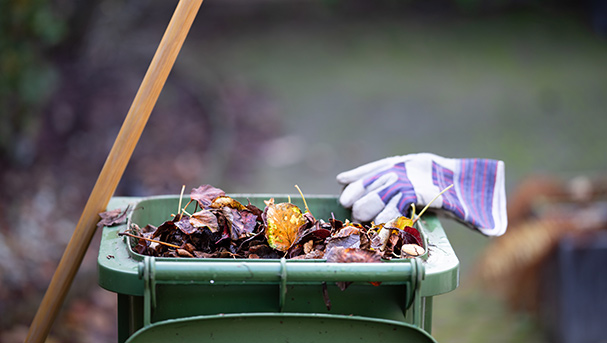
[[125, 313, 437, 343]]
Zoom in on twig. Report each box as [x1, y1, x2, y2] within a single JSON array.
[[177, 185, 185, 220], [181, 199, 193, 217], [119, 232, 180, 248]]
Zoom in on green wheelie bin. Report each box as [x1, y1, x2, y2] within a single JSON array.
[[97, 194, 459, 342]]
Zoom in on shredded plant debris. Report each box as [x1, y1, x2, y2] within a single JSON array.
[[114, 184, 427, 261]]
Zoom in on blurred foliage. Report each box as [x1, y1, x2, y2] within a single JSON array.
[[316, 0, 548, 12], [0, 0, 597, 168], [0, 0, 67, 165]]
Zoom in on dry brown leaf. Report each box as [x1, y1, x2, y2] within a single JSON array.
[[264, 201, 307, 251]]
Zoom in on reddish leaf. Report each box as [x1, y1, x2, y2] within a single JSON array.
[[333, 225, 361, 238], [246, 244, 281, 259], [245, 201, 264, 221], [292, 221, 331, 247], [326, 234, 360, 251], [403, 226, 423, 247], [97, 205, 131, 228], [190, 209, 219, 232], [225, 207, 257, 240], [291, 249, 324, 260], [190, 185, 225, 208], [177, 249, 194, 257], [151, 220, 185, 248], [175, 216, 197, 235], [329, 218, 344, 232], [382, 229, 402, 260], [133, 238, 150, 255], [325, 224, 362, 252], [325, 247, 381, 263]]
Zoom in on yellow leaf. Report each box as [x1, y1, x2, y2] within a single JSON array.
[[264, 202, 307, 251], [388, 216, 414, 230], [210, 196, 246, 211]]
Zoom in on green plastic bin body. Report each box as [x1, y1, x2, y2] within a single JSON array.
[[98, 195, 459, 343]]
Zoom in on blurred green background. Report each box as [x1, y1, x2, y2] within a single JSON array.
[[1, 0, 606, 342]]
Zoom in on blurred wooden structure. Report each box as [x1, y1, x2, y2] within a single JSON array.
[[478, 174, 607, 314]]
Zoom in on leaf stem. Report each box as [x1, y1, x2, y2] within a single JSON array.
[[412, 184, 454, 226], [181, 199, 193, 216], [294, 185, 311, 214], [177, 185, 185, 220]]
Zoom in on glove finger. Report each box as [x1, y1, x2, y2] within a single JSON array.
[[337, 153, 445, 185], [336, 156, 404, 185], [340, 172, 397, 208], [339, 179, 366, 208], [374, 193, 405, 224], [351, 192, 386, 222], [350, 173, 403, 222], [375, 183, 418, 223]]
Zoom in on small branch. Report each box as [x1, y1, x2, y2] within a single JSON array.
[[119, 232, 181, 248]]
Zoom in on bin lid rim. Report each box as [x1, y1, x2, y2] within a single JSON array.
[[125, 312, 437, 343]]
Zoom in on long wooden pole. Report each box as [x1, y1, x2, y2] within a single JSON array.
[[25, 0, 203, 341]]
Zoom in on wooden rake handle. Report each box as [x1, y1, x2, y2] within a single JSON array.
[[25, 0, 204, 341]]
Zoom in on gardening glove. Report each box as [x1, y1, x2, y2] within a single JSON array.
[[336, 153, 507, 236]]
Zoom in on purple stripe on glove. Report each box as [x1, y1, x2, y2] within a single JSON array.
[[433, 159, 500, 230], [432, 161, 465, 219], [364, 163, 417, 214]]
